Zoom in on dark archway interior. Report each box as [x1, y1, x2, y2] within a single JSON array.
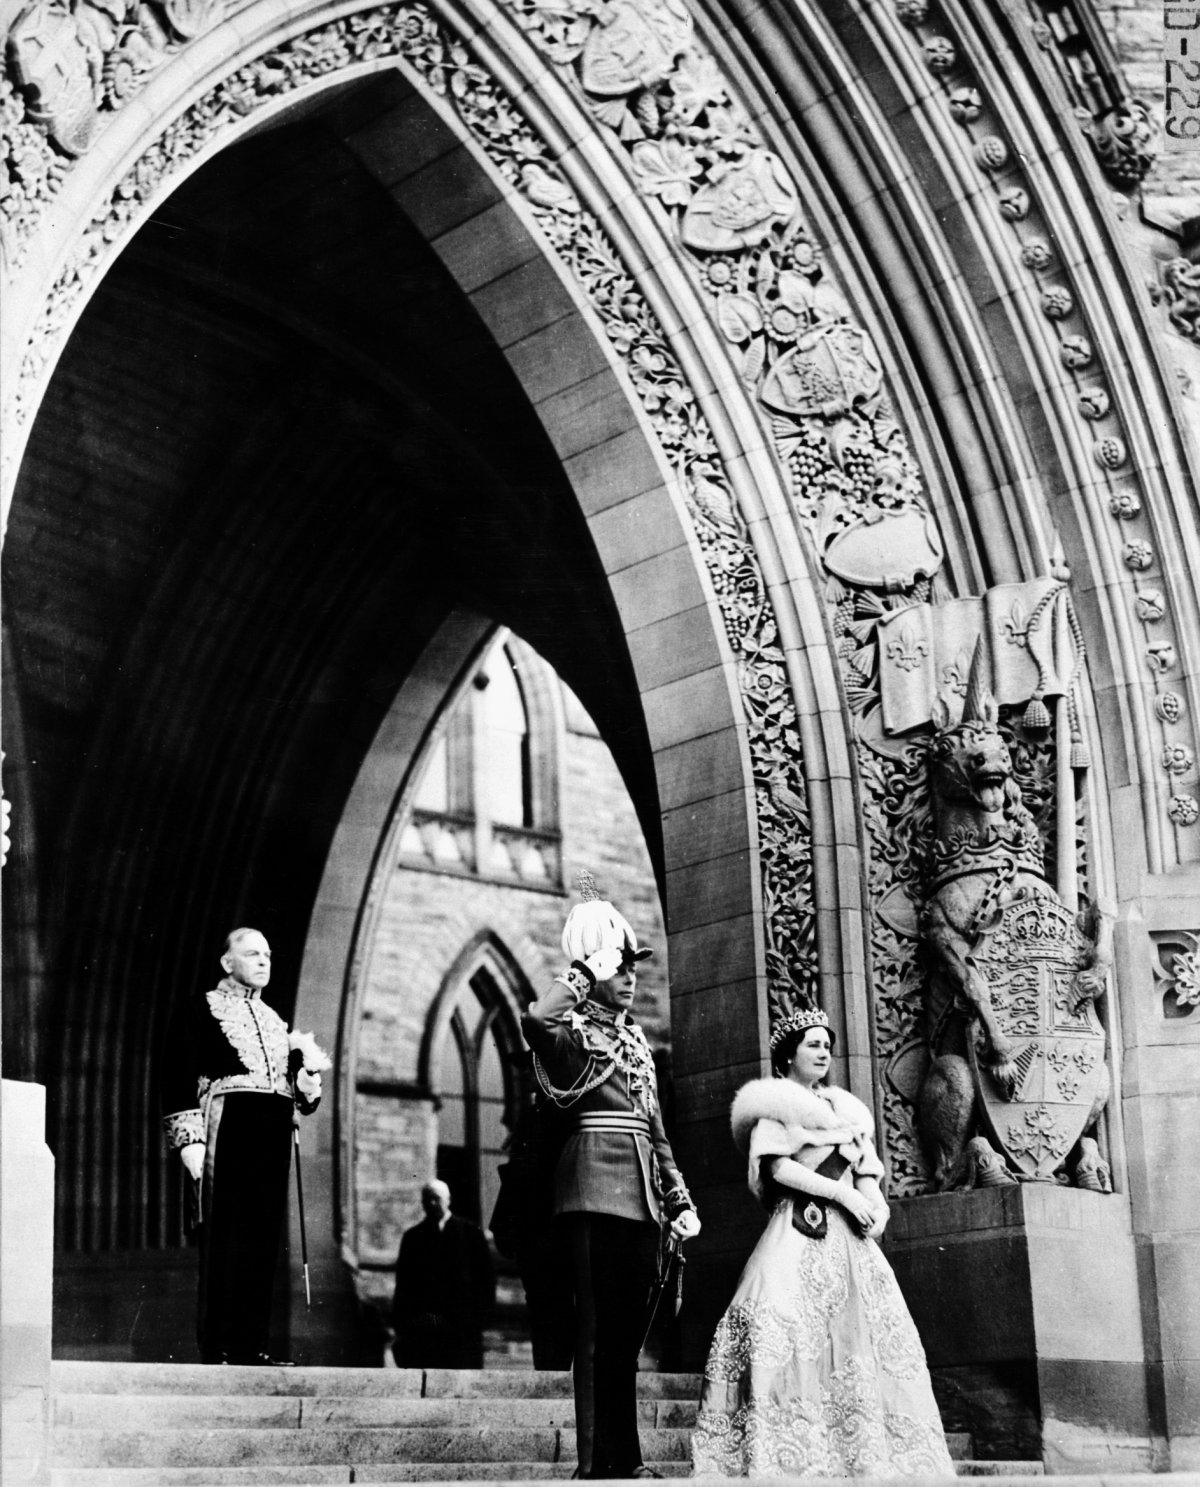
[[2, 76, 659, 1257]]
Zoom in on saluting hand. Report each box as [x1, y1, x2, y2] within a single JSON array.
[[583, 946, 624, 983]]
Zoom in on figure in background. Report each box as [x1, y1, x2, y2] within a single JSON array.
[[160, 927, 325, 1366], [692, 1007, 954, 1478], [392, 1179, 496, 1368], [522, 875, 701, 1480], [490, 1087, 575, 1370]]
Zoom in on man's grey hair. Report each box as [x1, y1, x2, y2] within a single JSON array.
[[421, 1179, 451, 1204], [223, 927, 262, 954]]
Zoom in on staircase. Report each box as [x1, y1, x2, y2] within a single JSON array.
[[49, 1361, 1044, 1484]]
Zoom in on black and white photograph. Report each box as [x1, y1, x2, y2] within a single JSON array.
[[2, 0, 1199, 1481]]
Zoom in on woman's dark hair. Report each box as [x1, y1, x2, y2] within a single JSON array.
[[771, 1022, 836, 1077]]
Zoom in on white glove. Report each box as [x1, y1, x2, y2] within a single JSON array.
[[180, 1143, 205, 1182], [295, 1068, 322, 1100], [583, 946, 624, 983], [671, 1208, 701, 1240]]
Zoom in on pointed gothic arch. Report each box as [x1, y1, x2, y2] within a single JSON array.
[[1, 2, 1196, 1450]]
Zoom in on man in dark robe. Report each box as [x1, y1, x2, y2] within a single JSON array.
[[392, 1180, 496, 1368], [160, 927, 322, 1365]]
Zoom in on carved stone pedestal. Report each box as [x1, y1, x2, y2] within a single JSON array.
[[887, 1185, 1158, 1473]]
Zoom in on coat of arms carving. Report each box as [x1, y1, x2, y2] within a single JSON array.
[[916, 642, 1112, 1191]]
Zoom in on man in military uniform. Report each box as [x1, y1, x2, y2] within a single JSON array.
[[522, 881, 700, 1480], [160, 928, 323, 1365]]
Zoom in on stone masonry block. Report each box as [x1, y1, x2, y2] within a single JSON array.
[[469, 257, 580, 353], [643, 666, 738, 753], [608, 544, 715, 642], [433, 199, 540, 296], [505, 312, 612, 408], [626, 602, 726, 695], [587, 484, 686, 576]]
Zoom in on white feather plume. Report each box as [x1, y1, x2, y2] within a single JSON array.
[[561, 899, 638, 961]]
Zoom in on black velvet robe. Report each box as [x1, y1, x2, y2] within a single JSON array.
[[160, 978, 318, 1361]]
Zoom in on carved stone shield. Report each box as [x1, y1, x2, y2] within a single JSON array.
[[7, 4, 98, 157], [760, 323, 883, 419], [579, 0, 692, 97], [968, 883, 1106, 1181]]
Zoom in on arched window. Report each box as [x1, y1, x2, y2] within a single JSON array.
[[481, 646, 531, 828], [402, 630, 561, 887], [432, 962, 525, 1228]]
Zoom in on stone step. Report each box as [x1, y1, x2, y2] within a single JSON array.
[[49, 1362, 698, 1399], [48, 1467, 1045, 1487], [957, 1466, 1046, 1477], [50, 1470, 687, 1487], [51, 1425, 693, 1470], [52, 1393, 697, 1431]]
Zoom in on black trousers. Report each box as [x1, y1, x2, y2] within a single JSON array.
[[197, 1092, 293, 1362], [563, 1212, 659, 1478]]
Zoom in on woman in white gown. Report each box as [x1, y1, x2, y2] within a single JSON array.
[[692, 1007, 954, 1478]]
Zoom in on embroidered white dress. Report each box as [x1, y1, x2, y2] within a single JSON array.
[[692, 1081, 954, 1479]]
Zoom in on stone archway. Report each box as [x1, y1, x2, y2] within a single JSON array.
[[3, 0, 1199, 1448]]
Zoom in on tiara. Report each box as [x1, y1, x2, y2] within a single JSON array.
[[768, 1005, 830, 1052]]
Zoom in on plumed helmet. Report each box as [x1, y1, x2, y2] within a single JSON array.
[[561, 870, 653, 964]]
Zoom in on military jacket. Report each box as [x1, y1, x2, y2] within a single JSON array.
[[521, 966, 693, 1225]]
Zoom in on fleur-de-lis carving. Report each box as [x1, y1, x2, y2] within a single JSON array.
[[1000, 600, 1030, 647], [939, 645, 973, 698], [885, 625, 929, 673]]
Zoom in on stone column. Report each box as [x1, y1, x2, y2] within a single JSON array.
[[1114, 874, 1200, 1470], [2, 1079, 54, 1485]]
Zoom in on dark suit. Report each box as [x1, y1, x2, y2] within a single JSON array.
[[392, 1214, 496, 1367], [522, 965, 695, 1478]]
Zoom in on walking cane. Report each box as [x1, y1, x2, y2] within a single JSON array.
[[640, 1232, 682, 1355], [293, 1122, 312, 1309]]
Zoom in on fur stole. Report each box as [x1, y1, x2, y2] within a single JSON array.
[[730, 1077, 875, 1157]]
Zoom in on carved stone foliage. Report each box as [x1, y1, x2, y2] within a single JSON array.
[[505, 0, 1107, 1192], [507, 1, 965, 1100], [1152, 929, 1200, 1018], [1153, 257, 1200, 347], [885, 0, 1191, 861], [1007, 0, 1159, 190], [1, 1, 227, 268], [1081, 98, 1159, 192], [16, 2, 822, 1010], [12, 0, 1119, 1194]]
